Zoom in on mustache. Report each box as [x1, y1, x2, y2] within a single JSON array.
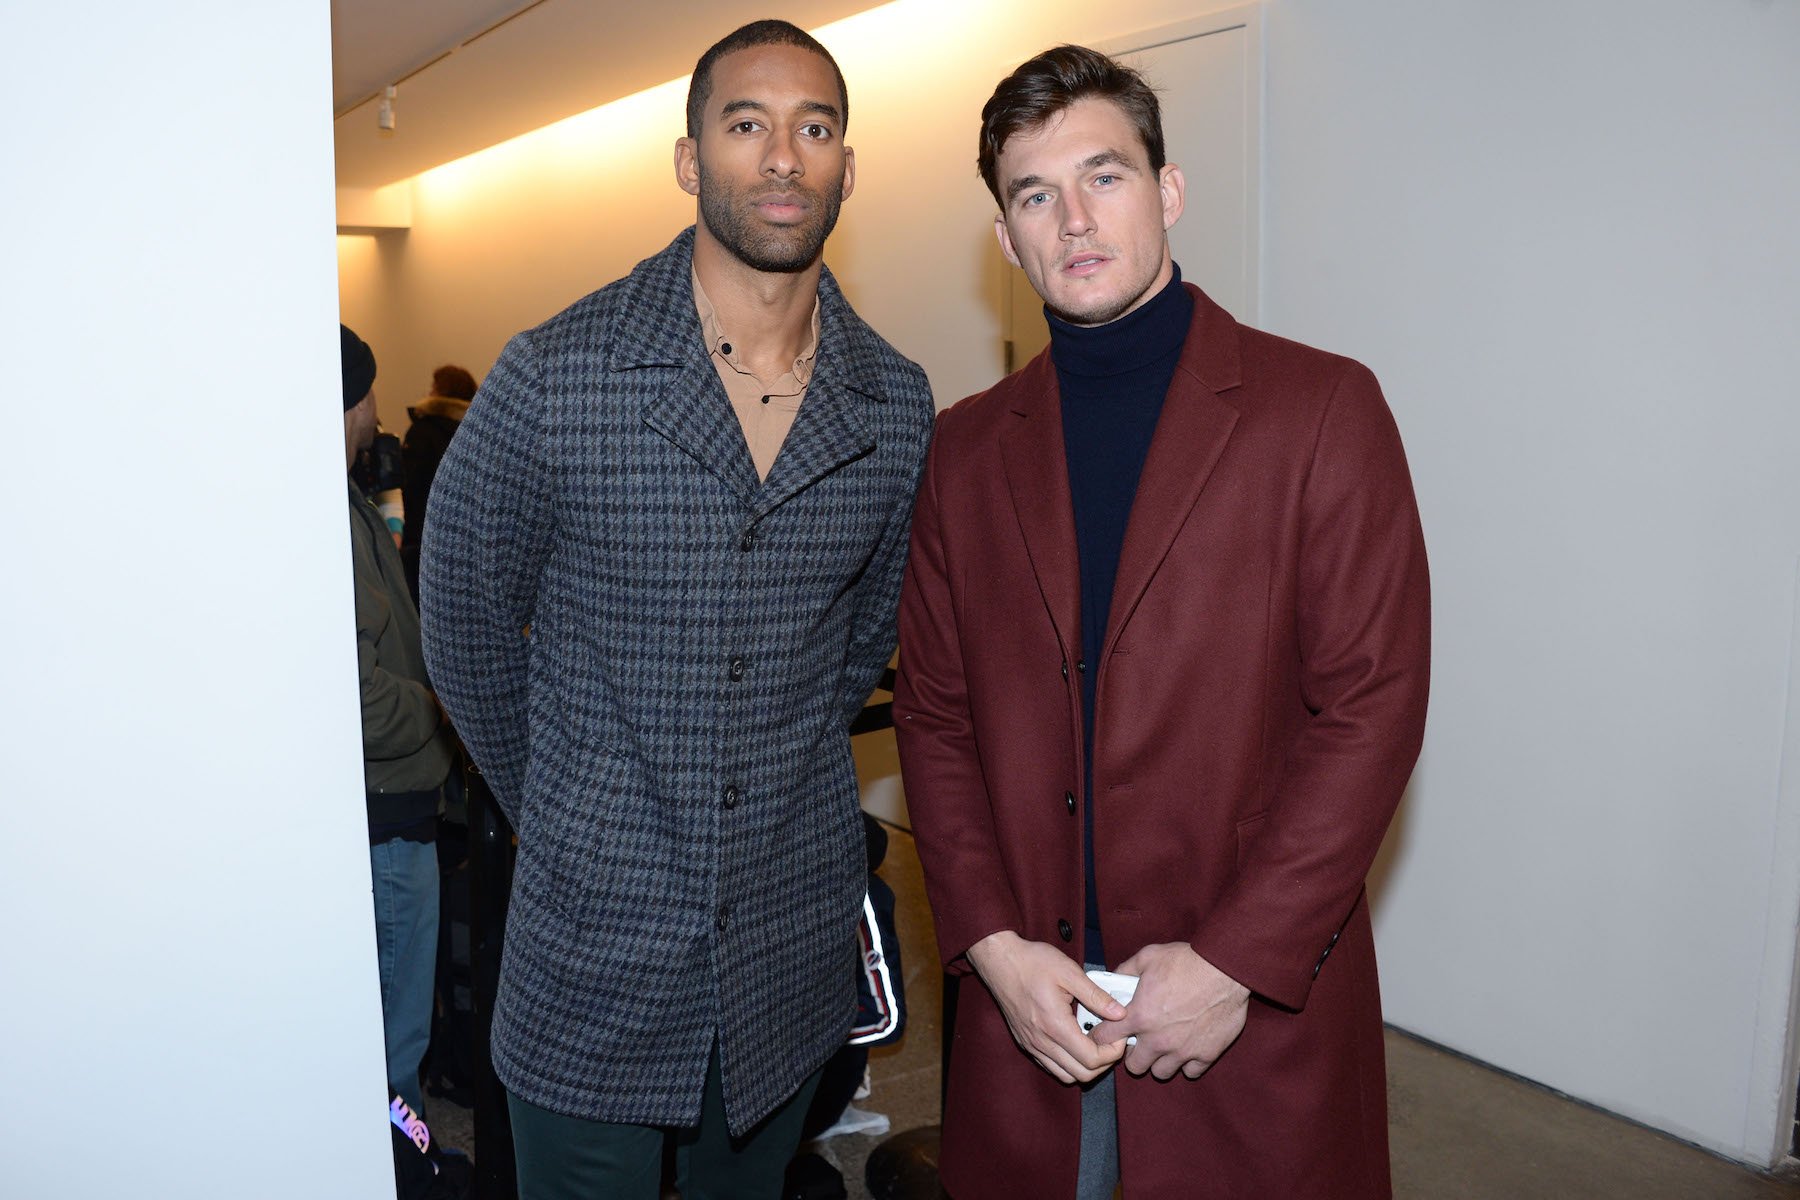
[[749, 183, 817, 202], [1060, 243, 1118, 264]]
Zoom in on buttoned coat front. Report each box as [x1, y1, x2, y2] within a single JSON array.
[[420, 228, 934, 1133], [893, 284, 1430, 1198]]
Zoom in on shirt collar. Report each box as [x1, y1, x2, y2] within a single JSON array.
[[691, 266, 821, 385]]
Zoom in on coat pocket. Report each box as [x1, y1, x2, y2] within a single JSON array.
[[513, 714, 634, 927]]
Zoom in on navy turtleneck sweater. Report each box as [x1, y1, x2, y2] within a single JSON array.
[[1050, 265, 1193, 966]]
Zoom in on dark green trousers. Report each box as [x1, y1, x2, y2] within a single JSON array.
[[507, 1046, 824, 1200]]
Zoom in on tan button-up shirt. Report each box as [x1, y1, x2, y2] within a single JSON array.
[[692, 269, 820, 481]]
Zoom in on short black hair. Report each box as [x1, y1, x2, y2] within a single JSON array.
[[685, 19, 848, 139], [978, 45, 1165, 206]]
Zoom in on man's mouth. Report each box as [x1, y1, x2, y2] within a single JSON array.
[[1063, 252, 1110, 275], [754, 192, 809, 221]]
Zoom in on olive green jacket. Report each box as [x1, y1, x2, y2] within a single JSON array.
[[349, 480, 452, 821]]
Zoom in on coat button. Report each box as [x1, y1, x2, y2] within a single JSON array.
[[728, 656, 745, 682], [722, 784, 740, 809], [1064, 790, 1076, 815], [716, 904, 730, 932], [1058, 919, 1073, 942], [740, 527, 757, 552], [1061, 660, 1069, 679], [1076, 659, 1086, 673]]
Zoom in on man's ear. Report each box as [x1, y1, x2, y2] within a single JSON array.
[[994, 213, 1021, 268], [1158, 163, 1186, 231], [839, 145, 856, 202], [674, 136, 700, 197]]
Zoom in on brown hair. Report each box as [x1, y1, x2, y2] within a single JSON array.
[[977, 45, 1165, 206], [686, 19, 848, 140], [431, 365, 477, 400]]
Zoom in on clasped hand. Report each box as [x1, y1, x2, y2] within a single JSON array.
[[965, 930, 1127, 1085], [967, 933, 1250, 1085], [1090, 941, 1250, 1081]]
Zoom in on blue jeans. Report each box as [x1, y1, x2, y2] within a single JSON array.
[[371, 836, 440, 1117]]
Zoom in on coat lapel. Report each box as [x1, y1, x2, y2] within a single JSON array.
[[751, 272, 880, 517], [614, 228, 761, 505], [998, 351, 1082, 655], [752, 378, 874, 518], [1105, 285, 1243, 653], [640, 364, 763, 505], [620, 229, 884, 514]]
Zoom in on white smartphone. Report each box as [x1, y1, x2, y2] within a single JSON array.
[[1075, 968, 1139, 1044]]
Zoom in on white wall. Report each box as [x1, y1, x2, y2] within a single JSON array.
[[334, 0, 1800, 1168], [1259, 0, 1800, 1164], [1, 3, 394, 1197]]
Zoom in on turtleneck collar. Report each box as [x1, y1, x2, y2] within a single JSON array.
[[1046, 264, 1192, 380]]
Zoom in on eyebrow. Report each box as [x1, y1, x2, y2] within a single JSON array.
[[1003, 149, 1138, 203], [718, 98, 843, 124]]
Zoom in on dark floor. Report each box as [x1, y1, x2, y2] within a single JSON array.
[[428, 824, 1800, 1199]]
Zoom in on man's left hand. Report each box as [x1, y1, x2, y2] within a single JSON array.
[[1090, 942, 1250, 1081]]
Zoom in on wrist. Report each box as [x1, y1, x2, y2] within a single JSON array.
[[965, 928, 1022, 974]]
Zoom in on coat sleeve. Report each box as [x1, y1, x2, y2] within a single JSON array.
[[418, 332, 555, 823], [891, 414, 1027, 971], [837, 386, 933, 724], [1191, 362, 1430, 1011], [352, 511, 441, 764]]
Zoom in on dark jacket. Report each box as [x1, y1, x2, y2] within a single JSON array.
[[420, 228, 935, 1133], [400, 394, 470, 601]]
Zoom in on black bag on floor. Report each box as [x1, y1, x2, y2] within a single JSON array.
[[783, 1150, 847, 1200], [390, 1093, 472, 1200]]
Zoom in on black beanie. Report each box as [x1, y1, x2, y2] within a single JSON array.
[[341, 324, 377, 411]]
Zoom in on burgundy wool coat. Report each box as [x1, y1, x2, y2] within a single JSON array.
[[892, 284, 1430, 1199]]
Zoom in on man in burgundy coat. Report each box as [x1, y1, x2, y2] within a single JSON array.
[[892, 46, 1430, 1199]]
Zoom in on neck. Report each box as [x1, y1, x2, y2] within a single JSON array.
[[1046, 262, 1190, 380], [691, 223, 821, 376]]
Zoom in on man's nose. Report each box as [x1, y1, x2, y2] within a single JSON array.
[[762, 130, 804, 178], [1060, 192, 1095, 239]]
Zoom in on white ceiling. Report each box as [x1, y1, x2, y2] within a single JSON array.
[[331, 0, 879, 190]]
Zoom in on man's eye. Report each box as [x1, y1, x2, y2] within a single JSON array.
[[731, 120, 760, 134], [1024, 192, 1051, 207], [1094, 174, 1118, 186], [801, 124, 830, 139]]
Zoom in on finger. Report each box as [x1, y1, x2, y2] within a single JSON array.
[[1041, 1035, 1113, 1084], [1182, 1059, 1208, 1080], [1055, 1024, 1124, 1075], [1071, 976, 1128, 1023], [1088, 1018, 1132, 1047], [1149, 1052, 1184, 1082], [1028, 1046, 1077, 1086], [1111, 949, 1146, 977]]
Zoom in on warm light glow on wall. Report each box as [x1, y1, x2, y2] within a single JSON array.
[[408, 0, 987, 212], [415, 75, 689, 213]]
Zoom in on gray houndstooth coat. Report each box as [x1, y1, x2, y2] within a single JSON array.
[[419, 228, 934, 1133]]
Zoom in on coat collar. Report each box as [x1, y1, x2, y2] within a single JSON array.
[[998, 282, 1243, 656], [617, 227, 883, 511], [408, 394, 470, 421]]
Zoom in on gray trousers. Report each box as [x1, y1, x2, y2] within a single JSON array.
[[1077, 962, 1121, 1200]]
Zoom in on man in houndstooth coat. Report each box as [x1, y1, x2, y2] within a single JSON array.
[[419, 20, 933, 1197]]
